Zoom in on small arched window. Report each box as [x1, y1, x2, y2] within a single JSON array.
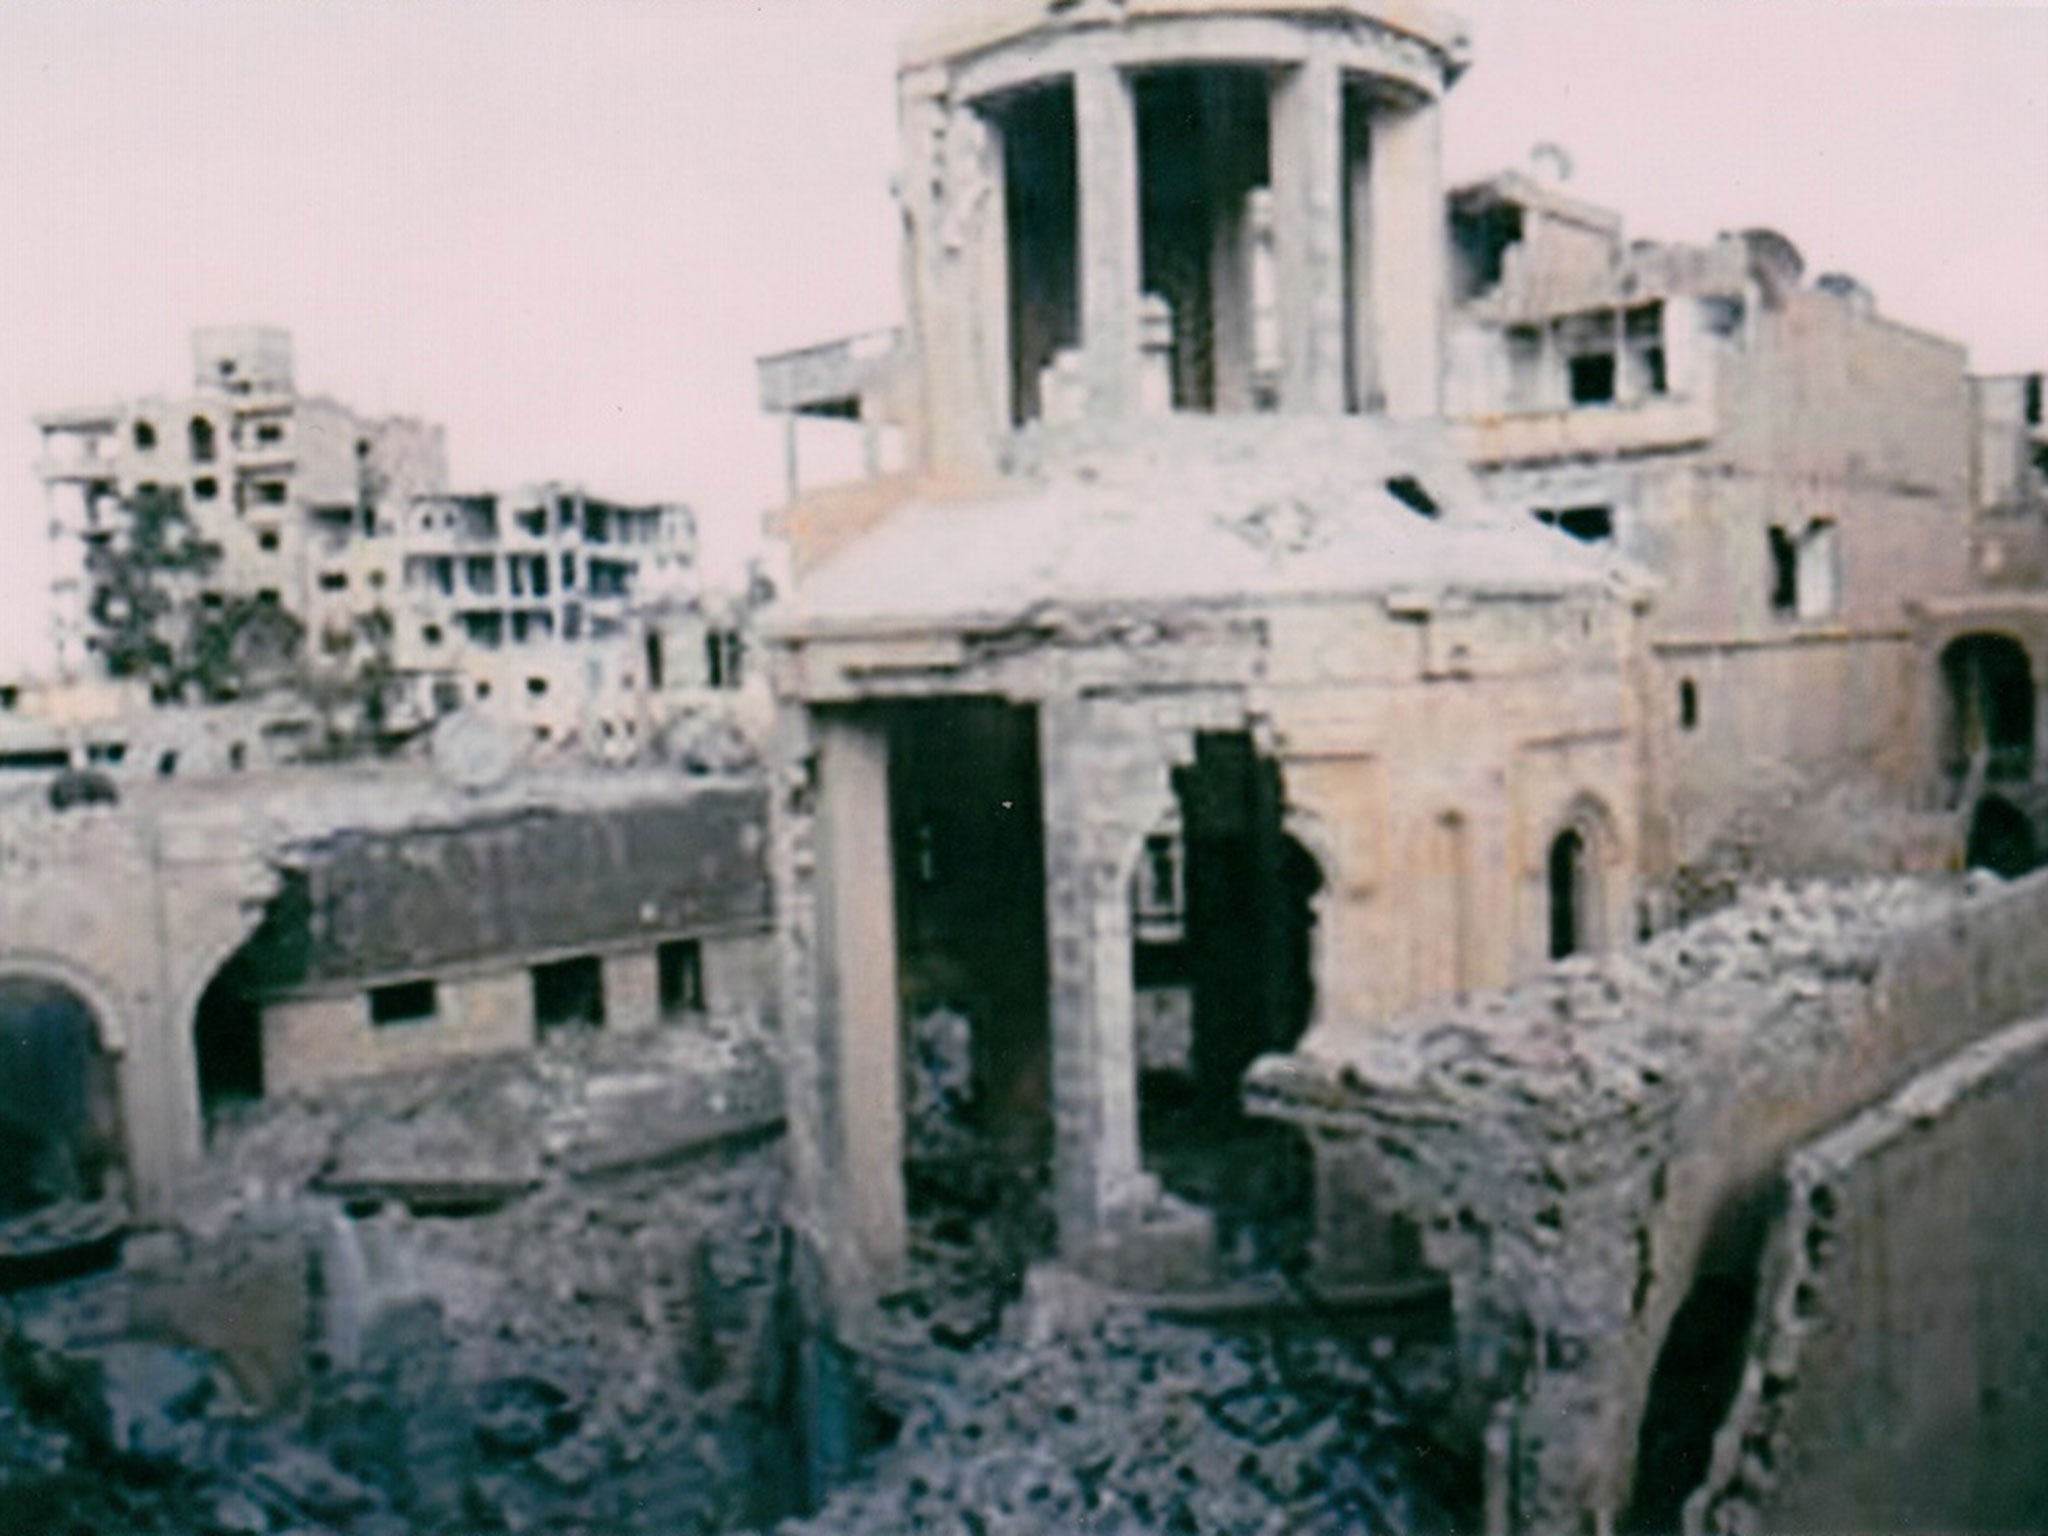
[[1679, 678, 1699, 732], [1548, 827, 1588, 960], [188, 416, 216, 464], [132, 420, 157, 451]]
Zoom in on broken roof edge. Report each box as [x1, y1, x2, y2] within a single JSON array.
[[765, 562, 1652, 648], [1451, 169, 1623, 239], [899, 0, 1472, 79]]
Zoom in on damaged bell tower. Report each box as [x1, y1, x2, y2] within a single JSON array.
[[761, 0, 1652, 1333]]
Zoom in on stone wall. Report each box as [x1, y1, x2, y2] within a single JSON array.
[[1247, 868, 2048, 1534], [1687, 1011, 2048, 1534]]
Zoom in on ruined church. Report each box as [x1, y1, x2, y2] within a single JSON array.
[[758, 1, 2048, 1530]]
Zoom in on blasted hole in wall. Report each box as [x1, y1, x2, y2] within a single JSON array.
[[1134, 66, 1272, 414], [194, 952, 266, 1123], [1967, 795, 2039, 879], [0, 977, 122, 1216], [1136, 732, 1321, 1273], [1623, 1181, 1781, 1536], [991, 81, 1080, 427], [885, 698, 1055, 1282], [1941, 632, 2035, 785]]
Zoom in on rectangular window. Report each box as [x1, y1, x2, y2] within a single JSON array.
[[533, 955, 605, 1032], [370, 979, 436, 1027], [1768, 526, 1798, 613], [257, 480, 288, 504], [658, 940, 705, 1017], [1624, 303, 1668, 398], [1568, 353, 1616, 406]]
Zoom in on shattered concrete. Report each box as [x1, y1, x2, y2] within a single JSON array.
[[784, 1271, 1472, 1536], [0, 1020, 796, 1536]]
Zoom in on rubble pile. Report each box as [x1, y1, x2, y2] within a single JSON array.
[[788, 1278, 1471, 1536], [1, 1020, 799, 1535]]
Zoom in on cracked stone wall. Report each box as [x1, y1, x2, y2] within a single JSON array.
[[1248, 868, 2048, 1534]]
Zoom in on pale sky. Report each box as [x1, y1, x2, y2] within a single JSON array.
[[3, 0, 2046, 675]]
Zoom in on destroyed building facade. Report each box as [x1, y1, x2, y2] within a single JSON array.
[[756, 1, 2048, 1529], [761, 0, 1663, 1312], [32, 327, 751, 757]]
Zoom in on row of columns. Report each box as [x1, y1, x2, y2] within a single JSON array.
[[795, 702, 1209, 1311], [1070, 58, 1446, 425]]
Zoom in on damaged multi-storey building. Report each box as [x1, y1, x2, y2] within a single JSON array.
[[31, 326, 759, 759], [757, 0, 2048, 1531]]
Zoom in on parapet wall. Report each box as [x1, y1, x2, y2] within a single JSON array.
[[1247, 868, 2048, 1533]]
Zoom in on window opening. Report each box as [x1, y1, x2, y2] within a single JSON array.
[[370, 979, 437, 1027]]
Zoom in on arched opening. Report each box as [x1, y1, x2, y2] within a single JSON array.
[[1678, 678, 1699, 732], [1941, 633, 2035, 786], [187, 414, 216, 465], [0, 976, 122, 1216], [1548, 826, 1589, 960], [1967, 795, 2039, 879], [1134, 732, 1322, 1276], [1624, 1183, 1780, 1535], [194, 952, 266, 1126]]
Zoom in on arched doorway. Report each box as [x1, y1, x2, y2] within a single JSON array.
[[1548, 827, 1589, 960], [0, 976, 122, 1216], [1940, 633, 2035, 786], [1966, 795, 2039, 879], [1133, 732, 1323, 1275]]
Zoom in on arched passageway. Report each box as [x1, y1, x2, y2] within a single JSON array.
[[1623, 1183, 1780, 1534], [1941, 633, 2036, 785], [0, 977, 122, 1216], [1133, 732, 1323, 1273], [1966, 795, 2040, 880]]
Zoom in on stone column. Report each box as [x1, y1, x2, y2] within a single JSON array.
[[1075, 63, 1142, 423], [601, 949, 660, 1036], [811, 713, 908, 1300], [1270, 54, 1347, 415], [1368, 96, 1448, 419], [1039, 698, 1154, 1263]]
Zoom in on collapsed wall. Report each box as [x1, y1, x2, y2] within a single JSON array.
[[1247, 869, 2048, 1534]]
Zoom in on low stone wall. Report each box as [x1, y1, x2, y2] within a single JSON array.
[[1247, 867, 2048, 1534]]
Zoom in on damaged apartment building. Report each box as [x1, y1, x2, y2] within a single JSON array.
[[756, 0, 2048, 1530], [32, 326, 752, 759]]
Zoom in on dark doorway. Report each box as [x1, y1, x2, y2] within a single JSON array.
[[1136, 732, 1321, 1274], [533, 955, 605, 1033], [0, 978, 120, 1216], [1548, 827, 1588, 960], [1624, 1186, 1778, 1534], [194, 959, 265, 1121], [1941, 634, 2036, 785], [881, 698, 1054, 1313], [1967, 796, 2039, 879]]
